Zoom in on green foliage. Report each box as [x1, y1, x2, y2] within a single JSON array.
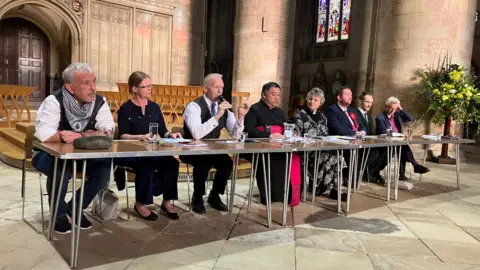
[[414, 53, 480, 133]]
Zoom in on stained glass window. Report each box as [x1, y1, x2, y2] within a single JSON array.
[[316, 0, 327, 43], [316, 0, 352, 43]]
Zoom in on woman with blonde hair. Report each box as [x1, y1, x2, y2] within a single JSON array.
[[116, 71, 182, 220]]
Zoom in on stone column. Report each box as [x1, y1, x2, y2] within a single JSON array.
[[232, 0, 296, 110], [369, 0, 477, 120]]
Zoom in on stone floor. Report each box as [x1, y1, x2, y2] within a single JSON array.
[[1, 150, 480, 269]]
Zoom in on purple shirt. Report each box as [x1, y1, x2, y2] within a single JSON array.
[[388, 115, 398, 132]]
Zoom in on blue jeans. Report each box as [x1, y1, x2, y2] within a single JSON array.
[[32, 151, 111, 219]]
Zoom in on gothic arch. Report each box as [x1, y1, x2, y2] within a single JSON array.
[[2, 7, 62, 76], [0, 0, 84, 61]]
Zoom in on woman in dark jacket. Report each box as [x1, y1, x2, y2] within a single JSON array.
[[116, 71, 182, 221]]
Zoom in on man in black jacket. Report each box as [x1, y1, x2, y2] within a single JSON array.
[[353, 92, 386, 184]]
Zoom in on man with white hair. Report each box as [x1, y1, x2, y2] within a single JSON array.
[[376, 96, 430, 180], [32, 63, 114, 234], [180, 73, 249, 214]]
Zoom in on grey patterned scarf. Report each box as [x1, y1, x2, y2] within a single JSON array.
[[62, 86, 95, 132]]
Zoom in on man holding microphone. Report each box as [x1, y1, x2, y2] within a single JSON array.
[[181, 73, 249, 214]]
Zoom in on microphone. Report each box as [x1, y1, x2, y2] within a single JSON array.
[[218, 95, 227, 103], [218, 96, 233, 112]]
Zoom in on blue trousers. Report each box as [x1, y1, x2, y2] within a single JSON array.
[[32, 151, 111, 219], [115, 156, 179, 205]]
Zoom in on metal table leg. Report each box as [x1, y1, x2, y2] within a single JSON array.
[[394, 146, 402, 200], [358, 148, 371, 191], [247, 153, 257, 213], [302, 152, 308, 202], [49, 159, 67, 240], [73, 160, 87, 268], [311, 151, 319, 203], [229, 154, 240, 213], [336, 150, 342, 213], [47, 157, 58, 240], [261, 154, 272, 228], [70, 160, 77, 268], [419, 145, 429, 182], [282, 152, 293, 226], [386, 147, 391, 201], [456, 143, 461, 189], [346, 149, 354, 213], [352, 149, 359, 194]]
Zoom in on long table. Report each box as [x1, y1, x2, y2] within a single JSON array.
[[31, 135, 475, 268]]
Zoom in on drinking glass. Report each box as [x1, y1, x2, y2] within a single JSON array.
[[283, 123, 294, 141], [304, 133, 313, 143], [239, 132, 248, 143], [406, 128, 413, 140], [149, 123, 160, 143], [355, 131, 364, 142], [386, 127, 392, 137]]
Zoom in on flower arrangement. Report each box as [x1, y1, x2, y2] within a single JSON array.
[[414, 55, 480, 134]]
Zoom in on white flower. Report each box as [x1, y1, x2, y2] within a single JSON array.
[[450, 89, 457, 94]]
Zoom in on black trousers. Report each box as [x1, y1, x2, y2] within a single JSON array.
[[376, 145, 418, 176], [115, 156, 179, 205], [180, 154, 233, 197]]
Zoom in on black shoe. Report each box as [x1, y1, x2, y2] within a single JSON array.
[[399, 175, 410, 181], [373, 174, 386, 185], [133, 205, 158, 221], [160, 204, 179, 220], [114, 167, 126, 191], [54, 217, 72, 234], [191, 196, 206, 214], [207, 192, 228, 212], [414, 165, 430, 174], [329, 189, 348, 201], [66, 206, 92, 230]]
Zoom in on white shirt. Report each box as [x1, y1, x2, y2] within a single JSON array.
[[358, 107, 369, 123], [183, 95, 244, 140], [34, 95, 115, 142]]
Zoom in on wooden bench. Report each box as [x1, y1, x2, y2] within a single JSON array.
[[0, 84, 36, 127], [100, 84, 251, 124]]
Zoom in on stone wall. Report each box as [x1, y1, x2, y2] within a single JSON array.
[[85, 0, 206, 90], [232, 0, 296, 109], [370, 0, 477, 119], [0, 0, 207, 92]]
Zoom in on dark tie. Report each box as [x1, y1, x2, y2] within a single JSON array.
[[364, 113, 368, 123], [211, 102, 217, 116]]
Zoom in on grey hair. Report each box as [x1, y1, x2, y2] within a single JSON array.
[[306, 87, 325, 105], [62, 63, 93, 83], [203, 73, 223, 86], [385, 96, 400, 106]]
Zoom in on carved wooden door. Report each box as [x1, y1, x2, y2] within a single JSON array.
[[0, 20, 18, 86], [0, 18, 49, 102]]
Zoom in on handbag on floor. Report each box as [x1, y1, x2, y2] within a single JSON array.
[[91, 187, 119, 220]]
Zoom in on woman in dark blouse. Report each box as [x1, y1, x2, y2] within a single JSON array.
[[116, 71, 182, 221], [244, 82, 301, 206]]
